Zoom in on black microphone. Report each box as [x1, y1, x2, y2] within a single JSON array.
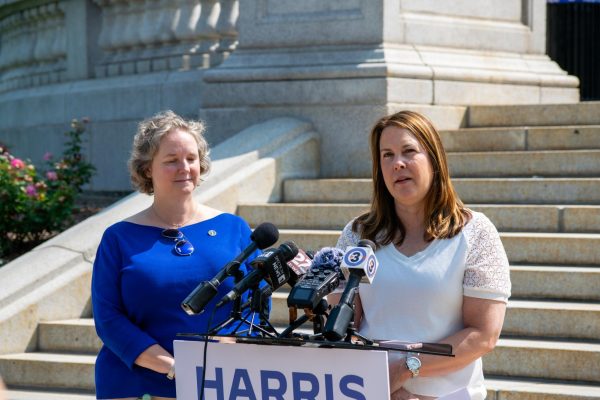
[[287, 247, 345, 310], [323, 239, 378, 341], [216, 241, 299, 307], [181, 222, 279, 315]]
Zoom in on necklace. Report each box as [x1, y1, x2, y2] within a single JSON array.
[[151, 205, 198, 229]]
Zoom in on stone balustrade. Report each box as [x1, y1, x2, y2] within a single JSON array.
[[0, 0, 66, 93], [0, 0, 239, 92], [92, 0, 239, 77]]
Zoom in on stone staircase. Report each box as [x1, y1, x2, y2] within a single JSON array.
[[2, 103, 600, 399]]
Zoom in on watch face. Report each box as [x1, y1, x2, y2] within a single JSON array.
[[407, 357, 421, 370]]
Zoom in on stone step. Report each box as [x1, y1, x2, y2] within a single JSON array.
[[501, 232, 600, 266], [483, 338, 600, 383], [440, 125, 600, 152], [283, 178, 600, 204], [239, 203, 368, 230], [242, 203, 600, 233], [273, 264, 600, 306], [5, 388, 95, 400], [283, 179, 372, 203], [38, 319, 101, 354], [278, 229, 600, 266], [485, 377, 600, 400], [273, 297, 600, 340], [511, 265, 600, 301], [0, 352, 95, 391], [503, 300, 600, 340], [468, 102, 600, 127], [448, 150, 600, 177], [269, 293, 600, 340], [455, 178, 600, 204]]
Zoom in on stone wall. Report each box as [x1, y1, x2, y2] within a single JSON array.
[[0, 0, 240, 191]]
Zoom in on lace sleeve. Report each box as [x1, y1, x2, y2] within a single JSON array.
[[463, 212, 511, 303], [336, 219, 360, 250]]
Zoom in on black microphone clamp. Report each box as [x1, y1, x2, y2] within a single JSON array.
[[216, 242, 299, 308]]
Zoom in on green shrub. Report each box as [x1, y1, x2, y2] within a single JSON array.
[[0, 119, 95, 264]]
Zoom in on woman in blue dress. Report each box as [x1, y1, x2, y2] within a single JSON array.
[[92, 110, 260, 399]]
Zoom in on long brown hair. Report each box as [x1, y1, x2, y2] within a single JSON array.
[[353, 110, 470, 246]]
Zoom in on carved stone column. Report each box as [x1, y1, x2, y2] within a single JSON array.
[[201, 0, 580, 178]]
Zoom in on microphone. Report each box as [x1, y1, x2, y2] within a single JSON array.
[[287, 247, 345, 310], [216, 241, 299, 307], [323, 239, 378, 341], [180, 222, 279, 315]]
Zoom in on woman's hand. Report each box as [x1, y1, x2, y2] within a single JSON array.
[[388, 355, 411, 393], [134, 343, 175, 374]]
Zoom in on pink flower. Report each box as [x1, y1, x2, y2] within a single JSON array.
[[46, 171, 58, 181], [25, 184, 37, 197], [43, 152, 53, 161], [11, 158, 25, 169]]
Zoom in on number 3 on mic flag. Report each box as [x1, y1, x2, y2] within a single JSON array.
[[341, 246, 378, 284], [366, 255, 376, 279], [345, 248, 367, 266]]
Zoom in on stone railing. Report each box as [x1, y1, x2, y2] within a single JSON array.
[[0, 0, 66, 92], [92, 0, 239, 77], [0, 0, 239, 92]]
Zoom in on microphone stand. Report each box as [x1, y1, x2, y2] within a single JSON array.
[[279, 299, 330, 338], [343, 318, 373, 346], [231, 285, 278, 337], [206, 269, 245, 335], [207, 279, 278, 338]]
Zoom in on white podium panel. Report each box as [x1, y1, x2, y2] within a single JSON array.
[[174, 339, 390, 399]]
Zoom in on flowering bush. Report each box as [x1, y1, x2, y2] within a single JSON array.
[[0, 119, 95, 263]]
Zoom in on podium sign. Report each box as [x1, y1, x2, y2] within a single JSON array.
[[174, 339, 390, 399]]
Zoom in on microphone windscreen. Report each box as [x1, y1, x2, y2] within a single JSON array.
[[279, 241, 299, 261], [250, 222, 279, 249], [312, 247, 345, 271]]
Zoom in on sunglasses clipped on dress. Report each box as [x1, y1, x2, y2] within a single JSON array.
[[161, 228, 194, 256]]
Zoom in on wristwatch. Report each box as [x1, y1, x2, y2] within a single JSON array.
[[405, 356, 421, 378]]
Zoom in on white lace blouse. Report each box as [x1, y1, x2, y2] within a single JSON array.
[[335, 211, 511, 399]]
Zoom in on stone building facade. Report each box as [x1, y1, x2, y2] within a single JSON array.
[[0, 0, 579, 190]]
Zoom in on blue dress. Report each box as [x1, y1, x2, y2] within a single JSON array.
[[92, 213, 262, 399]]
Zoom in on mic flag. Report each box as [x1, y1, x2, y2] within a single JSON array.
[[180, 222, 279, 315], [286, 248, 312, 287], [340, 239, 378, 284]]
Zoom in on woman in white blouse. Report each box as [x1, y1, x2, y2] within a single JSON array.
[[334, 110, 511, 400]]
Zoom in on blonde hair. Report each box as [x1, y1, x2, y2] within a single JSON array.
[[128, 110, 211, 194], [353, 110, 471, 246]]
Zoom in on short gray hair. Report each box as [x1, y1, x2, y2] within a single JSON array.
[[128, 110, 211, 194]]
